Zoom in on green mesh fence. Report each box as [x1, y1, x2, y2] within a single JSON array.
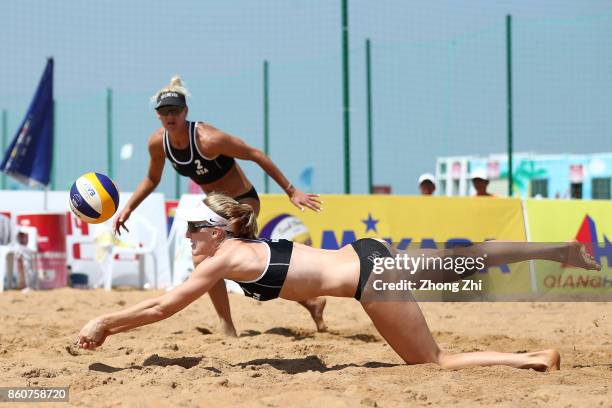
[[1, 5, 611, 197]]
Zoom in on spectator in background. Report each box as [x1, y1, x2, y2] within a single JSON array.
[[0, 213, 11, 245], [471, 168, 493, 197], [15, 229, 37, 292], [418, 173, 436, 196]]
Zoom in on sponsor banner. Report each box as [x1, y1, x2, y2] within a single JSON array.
[[258, 195, 531, 295], [165, 200, 179, 236], [525, 199, 612, 296]]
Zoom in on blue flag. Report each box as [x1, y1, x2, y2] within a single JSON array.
[[1, 58, 54, 187]]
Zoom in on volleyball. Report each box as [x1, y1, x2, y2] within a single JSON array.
[[69, 172, 120, 224]]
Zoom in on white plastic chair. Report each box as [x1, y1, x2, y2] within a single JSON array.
[[17, 226, 38, 252], [0, 214, 14, 291], [0, 225, 37, 292], [0, 246, 16, 292], [104, 213, 158, 291]]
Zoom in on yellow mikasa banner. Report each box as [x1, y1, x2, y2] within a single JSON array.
[[258, 195, 526, 245], [258, 195, 530, 295], [525, 199, 612, 294]]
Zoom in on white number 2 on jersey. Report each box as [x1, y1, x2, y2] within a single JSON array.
[[194, 159, 209, 176]]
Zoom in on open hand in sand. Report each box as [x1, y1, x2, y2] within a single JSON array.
[[77, 318, 109, 350]]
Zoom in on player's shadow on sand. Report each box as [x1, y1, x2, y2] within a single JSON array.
[[240, 327, 313, 340], [236, 355, 398, 374], [572, 363, 612, 368], [89, 354, 220, 374], [240, 327, 380, 343]]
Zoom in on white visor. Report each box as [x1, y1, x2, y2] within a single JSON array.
[[176, 200, 232, 231]]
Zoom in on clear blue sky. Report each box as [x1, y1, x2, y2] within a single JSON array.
[[2, 1, 612, 195]]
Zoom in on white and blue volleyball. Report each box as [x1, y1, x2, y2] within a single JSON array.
[[69, 172, 120, 224]]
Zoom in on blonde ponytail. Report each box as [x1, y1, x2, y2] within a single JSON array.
[[204, 193, 258, 239], [150, 75, 191, 105]]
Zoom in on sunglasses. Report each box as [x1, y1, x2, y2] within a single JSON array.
[[158, 106, 185, 116], [187, 222, 228, 233], [187, 222, 213, 233]]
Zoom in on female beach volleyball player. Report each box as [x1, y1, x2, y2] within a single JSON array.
[[79, 193, 601, 371], [113, 76, 325, 336]]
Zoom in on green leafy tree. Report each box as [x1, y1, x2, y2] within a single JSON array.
[[499, 159, 548, 196]]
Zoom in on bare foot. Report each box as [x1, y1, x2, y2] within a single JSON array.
[[566, 241, 601, 271], [219, 320, 237, 337], [299, 297, 328, 332], [523, 349, 560, 372]]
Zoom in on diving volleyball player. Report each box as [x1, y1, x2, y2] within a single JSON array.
[[112, 76, 325, 336], [79, 193, 601, 371]]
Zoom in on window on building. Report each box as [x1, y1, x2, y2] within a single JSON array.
[[570, 183, 583, 199], [592, 177, 611, 199], [439, 162, 447, 175], [440, 179, 447, 195], [530, 179, 548, 198], [453, 179, 460, 196]]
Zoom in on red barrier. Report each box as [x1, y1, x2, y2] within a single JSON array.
[[16, 212, 67, 289]]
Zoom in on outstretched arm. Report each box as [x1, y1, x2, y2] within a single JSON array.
[[113, 132, 166, 235], [77, 254, 228, 349], [204, 126, 322, 212]]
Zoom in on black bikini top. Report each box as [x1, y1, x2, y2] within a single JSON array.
[[163, 121, 235, 184]]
